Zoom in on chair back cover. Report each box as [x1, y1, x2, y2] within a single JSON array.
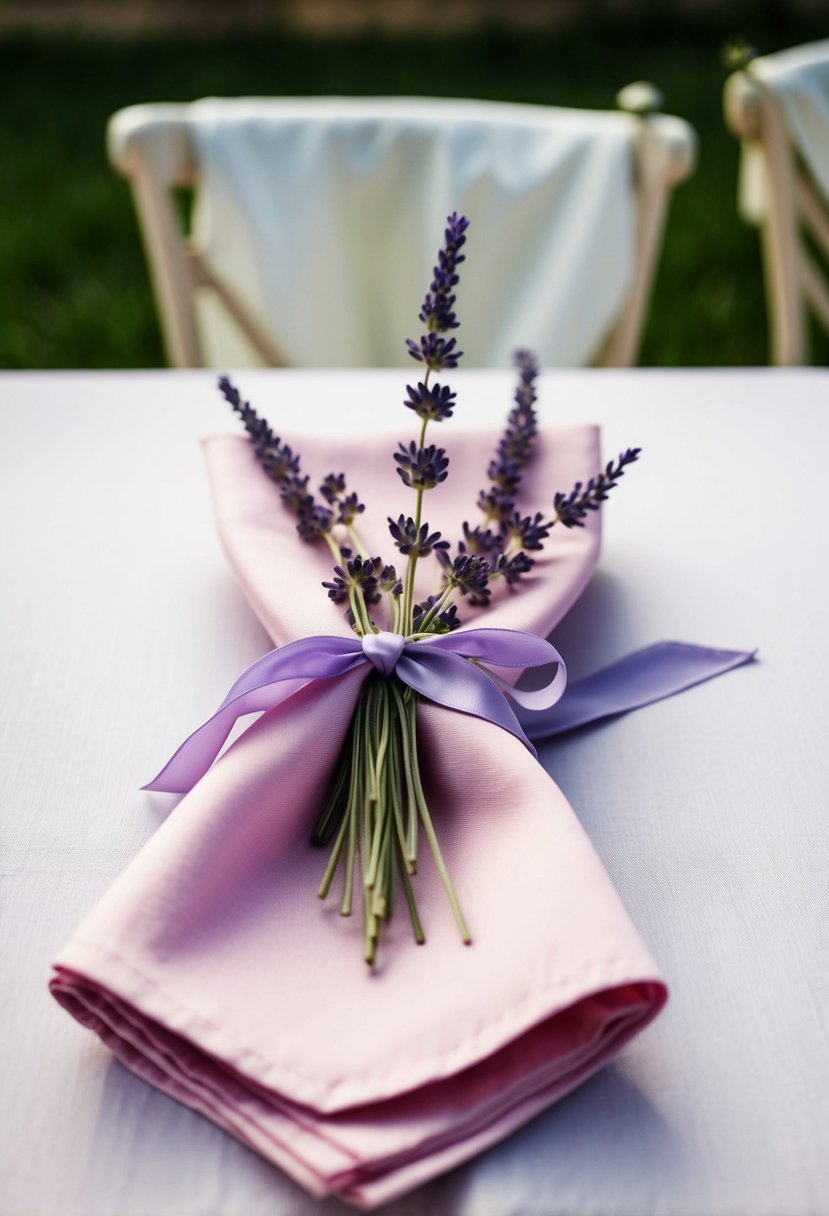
[[740, 41, 829, 220], [188, 97, 638, 368]]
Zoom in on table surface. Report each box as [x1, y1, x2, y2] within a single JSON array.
[[2, 367, 828, 1216]]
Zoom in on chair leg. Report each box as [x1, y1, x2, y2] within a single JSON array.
[[756, 87, 806, 366]]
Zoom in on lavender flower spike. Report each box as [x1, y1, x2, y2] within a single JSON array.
[[420, 212, 469, 334], [220, 375, 336, 548], [553, 448, 642, 529], [406, 213, 469, 371]]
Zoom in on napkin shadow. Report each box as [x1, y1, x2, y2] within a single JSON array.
[[548, 570, 640, 680], [436, 1063, 683, 1211]]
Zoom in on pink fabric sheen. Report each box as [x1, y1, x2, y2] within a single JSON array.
[[50, 423, 667, 1207]]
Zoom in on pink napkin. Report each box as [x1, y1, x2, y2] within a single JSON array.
[[50, 423, 666, 1208]]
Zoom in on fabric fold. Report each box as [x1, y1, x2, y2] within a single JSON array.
[[51, 421, 669, 1207]]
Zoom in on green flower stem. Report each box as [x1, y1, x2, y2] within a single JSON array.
[[362, 740, 378, 962], [348, 585, 373, 637], [318, 671, 467, 962], [404, 691, 472, 945], [401, 402, 431, 631], [367, 681, 391, 812], [370, 800, 393, 919], [388, 591, 403, 634], [347, 523, 370, 558], [322, 530, 344, 566], [396, 840, 426, 944], [311, 729, 351, 846], [388, 727, 425, 942], [340, 697, 365, 917], [414, 581, 457, 634], [317, 805, 349, 899], [390, 682, 419, 868], [387, 713, 418, 882]]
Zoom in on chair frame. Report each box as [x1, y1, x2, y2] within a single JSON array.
[[107, 101, 695, 369], [725, 68, 829, 365]]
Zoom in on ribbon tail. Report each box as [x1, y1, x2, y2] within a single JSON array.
[[142, 677, 316, 794], [517, 641, 757, 741], [144, 635, 367, 793]]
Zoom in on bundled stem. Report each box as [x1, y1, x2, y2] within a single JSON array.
[[314, 673, 469, 965]]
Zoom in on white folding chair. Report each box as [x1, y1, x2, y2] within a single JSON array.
[[107, 96, 695, 369], [725, 41, 829, 365]]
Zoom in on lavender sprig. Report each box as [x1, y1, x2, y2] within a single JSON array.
[[436, 351, 542, 606], [414, 212, 468, 335], [221, 218, 643, 968], [322, 556, 383, 634], [399, 215, 469, 630], [553, 448, 642, 528], [219, 375, 374, 583], [219, 375, 302, 482], [479, 349, 540, 527]]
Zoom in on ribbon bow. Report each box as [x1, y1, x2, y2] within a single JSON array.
[[145, 628, 566, 794]]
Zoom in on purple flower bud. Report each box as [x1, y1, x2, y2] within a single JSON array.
[[319, 473, 347, 504], [477, 485, 516, 525], [406, 333, 463, 371], [458, 522, 500, 560], [378, 564, 403, 595], [404, 381, 457, 422], [338, 492, 365, 525], [394, 442, 449, 491], [494, 551, 534, 585], [296, 500, 334, 542], [387, 515, 449, 558], [321, 566, 349, 603], [280, 477, 311, 510], [507, 511, 550, 551], [448, 553, 491, 604], [413, 596, 461, 633]]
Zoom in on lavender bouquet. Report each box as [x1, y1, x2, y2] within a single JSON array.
[[210, 214, 638, 966]]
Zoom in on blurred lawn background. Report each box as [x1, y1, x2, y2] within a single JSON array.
[[1, 1, 827, 369]]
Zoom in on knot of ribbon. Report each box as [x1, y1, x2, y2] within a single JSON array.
[[145, 628, 566, 794]]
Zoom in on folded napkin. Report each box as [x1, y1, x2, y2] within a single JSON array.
[[188, 96, 636, 369], [50, 422, 667, 1208]]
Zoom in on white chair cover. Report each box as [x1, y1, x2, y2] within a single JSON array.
[[740, 40, 829, 221], [188, 97, 638, 369]]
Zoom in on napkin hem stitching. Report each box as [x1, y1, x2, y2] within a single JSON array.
[[63, 933, 664, 1109]]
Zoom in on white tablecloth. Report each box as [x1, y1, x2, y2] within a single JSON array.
[[2, 368, 828, 1216]]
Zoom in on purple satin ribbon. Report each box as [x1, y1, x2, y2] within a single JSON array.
[[516, 641, 756, 739], [145, 631, 756, 795], [145, 628, 567, 793]]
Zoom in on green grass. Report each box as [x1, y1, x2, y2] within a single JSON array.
[[1, 11, 826, 368]]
